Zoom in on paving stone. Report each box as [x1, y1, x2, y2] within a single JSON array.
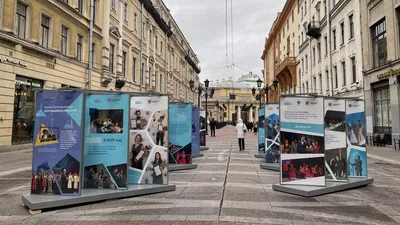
[[220, 208, 274, 218], [166, 207, 220, 215], [226, 174, 261, 184]]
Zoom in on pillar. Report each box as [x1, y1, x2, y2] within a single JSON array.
[[237, 106, 241, 120], [249, 107, 253, 122], [390, 77, 400, 143], [254, 106, 259, 122]]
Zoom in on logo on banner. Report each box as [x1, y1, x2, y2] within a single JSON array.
[[296, 101, 300, 105], [177, 104, 186, 108], [284, 102, 293, 106], [349, 103, 359, 108], [329, 102, 341, 107], [329, 103, 332, 107], [310, 101, 318, 105], [148, 100, 152, 104], [306, 101, 309, 105], [108, 98, 120, 102], [135, 100, 143, 104], [60, 96, 65, 101], [42, 96, 55, 101], [94, 99, 102, 103], [268, 107, 273, 110]]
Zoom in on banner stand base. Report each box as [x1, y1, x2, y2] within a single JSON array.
[[260, 163, 280, 171], [254, 153, 265, 158], [272, 177, 374, 197], [200, 146, 209, 151], [169, 164, 198, 171], [22, 184, 176, 212], [192, 153, 204, 158]]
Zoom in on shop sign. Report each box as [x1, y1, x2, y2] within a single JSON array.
[[377, 68, 400, 79], [0, 56, 27, 67]]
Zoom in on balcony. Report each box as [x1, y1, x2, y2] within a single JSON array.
[[307, 21, 321, 39], [276, 57, 297, 92]]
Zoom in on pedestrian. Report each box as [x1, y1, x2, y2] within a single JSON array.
[[210, 118, 217, 137], [235, 119, 248, 151], [253, 121, 258, 134]]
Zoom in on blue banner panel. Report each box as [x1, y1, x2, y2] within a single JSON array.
[[265, 104, 280, 163], [169, 103, 193, 164], [32, 91, 83, 196], [258, 107, 265, 154], [200, 110, 206, 146], [192, 107, 200, 155], [84, 94, 129, 190]]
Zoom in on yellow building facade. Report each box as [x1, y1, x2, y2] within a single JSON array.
[[0, 0, 200, 146]]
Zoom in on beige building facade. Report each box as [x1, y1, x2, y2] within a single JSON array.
[[0, 0, 200, 146]]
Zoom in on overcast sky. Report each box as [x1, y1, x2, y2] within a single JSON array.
[[163, 0, 285, 83]]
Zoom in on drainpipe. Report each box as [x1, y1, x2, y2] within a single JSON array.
[[327, 1, 333, 96], [88, 0, 94, 89], [140, 3, 144, 92]]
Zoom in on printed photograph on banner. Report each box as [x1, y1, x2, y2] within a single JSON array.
[[346, 112, 366, 147], [265, 104, 280, 163], [129, 109, 151, 130], [281, 131, 324, 154], [325, 148, 347, 181], [83, 164, 116, 189], [32, 91, 83, 196], [348, 148, 367, 177], [258, 107, 265, 153], [147, 110, 168, 148], [281, 156, 325, 183], [325, 110, 346, 132], [89, 109, 124, 133], [129, 131, 153, 171], [169, 104, 193, 164], [141, 146, 168, 184], [107, 164, 127, 188]]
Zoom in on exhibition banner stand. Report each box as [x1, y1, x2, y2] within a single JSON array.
[[272, 94, 373, 197], [22, 90, 175, 214], [260, 103, 280, 171], [199, 110, 209, 151], [254, 107, 266, 158], [128, 95, 169, 185], [168, 103, 197, 171], [192, 107, 203, 158]]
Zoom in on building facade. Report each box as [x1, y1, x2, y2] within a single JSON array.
[[361, 0, 400, 145], [0, 0, 200, 146], [298, 0, 363, 97], [203, 73, 263, 123], [262, 0, 300, 102]]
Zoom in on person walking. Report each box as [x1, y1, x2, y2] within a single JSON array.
[[210, 118, 217, 137], [235, 119, 248, 151]]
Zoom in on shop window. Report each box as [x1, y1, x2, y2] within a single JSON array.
[[374, 88, 391, 128], [12, 76, 43, 144]]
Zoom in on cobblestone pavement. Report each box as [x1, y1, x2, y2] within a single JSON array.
[[1, 126, 400, 224]]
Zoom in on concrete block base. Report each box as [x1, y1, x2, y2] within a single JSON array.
[[200, 146, 209, 151], [22, 184, 176, 211], [272, 177, 374, 197], [169, 164, 198, 171], [254, 153, 266, 158], [192, 153, 204, 158], [260, 163, 280, 171]]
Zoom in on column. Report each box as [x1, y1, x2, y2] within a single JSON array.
[[237, 106, 241, 120], [249, 107, 253, 122], [390, 77, 400, 143], [254, 106, 259, 122]]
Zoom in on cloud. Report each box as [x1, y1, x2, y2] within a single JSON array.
[[164, 0, 284, 83]]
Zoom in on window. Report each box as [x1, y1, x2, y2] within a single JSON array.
[[306, 82, 309, 93], [155, 35, 158, 49], [397, 8, 400, 47], [313, 77, 317, 92], [61, 26, 68, 55], [341, 61, 346, 86], [61, 0, 68, 3], [374, 88, 391, 128], [340, 22, 344, 45], [312, 47, 316, 65], [40, 15, 50, 48], [122, 52, 127, 77], [302, 83, 305, 93], [132, 57, 136, 82], [372, 20, 387, 67], [349, 14, 354, 39], [76, 35, 83, 61], [292, 42, 295, 56], [111, 0, 116, 10], [78, 0, 83, 14], [16, 2, 27, 39], [91, 43, 95, 66], [93, 1, 96, 22], [141, 63, 144, 84], [124, 3, 128, 21], [325, 70, 329, 92], [304, 0, 307, 15], [149, 29, 152, 44], [332, 29, 336, 50], [334, 66, 338, 88], [292, 10, 294, 22], [324, 36, 328, 56], [161, 41, 163, 54], [301, 7, 303, 19], [317, 42, 321, 61], [109, 44, 115, 73], [323, 0, 327, 15], [305, 55, 308, 70], [142, 22, 146, 40], [148, 67, 151, 85], [134, 14, 137, 30], [287, 19, 289, 30], [160, 74, 163, 91], [351, 58, 356, 83], [301, 58, 304, 73]]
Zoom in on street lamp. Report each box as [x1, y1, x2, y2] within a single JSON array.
[[189, 79, 195, 105], [204, 79, 209, 135]]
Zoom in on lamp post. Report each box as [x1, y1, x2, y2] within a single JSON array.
[[189, 79, 195, 105], [204, 79, 209, 135]]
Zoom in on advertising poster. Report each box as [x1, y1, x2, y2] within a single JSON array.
[[346, 100, 367, 178], [258, 107, 265, 154], [280, 97, 325, 186], [200, 110, 206, 146], [84, 94, 129, 190], [265, 104, 280, 163], [192, 107, 200, 155], [324, 99, 347, 182], [169, 103, 192, 164], [128, 95, 169, 184], [31, 90, 83, 196]]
